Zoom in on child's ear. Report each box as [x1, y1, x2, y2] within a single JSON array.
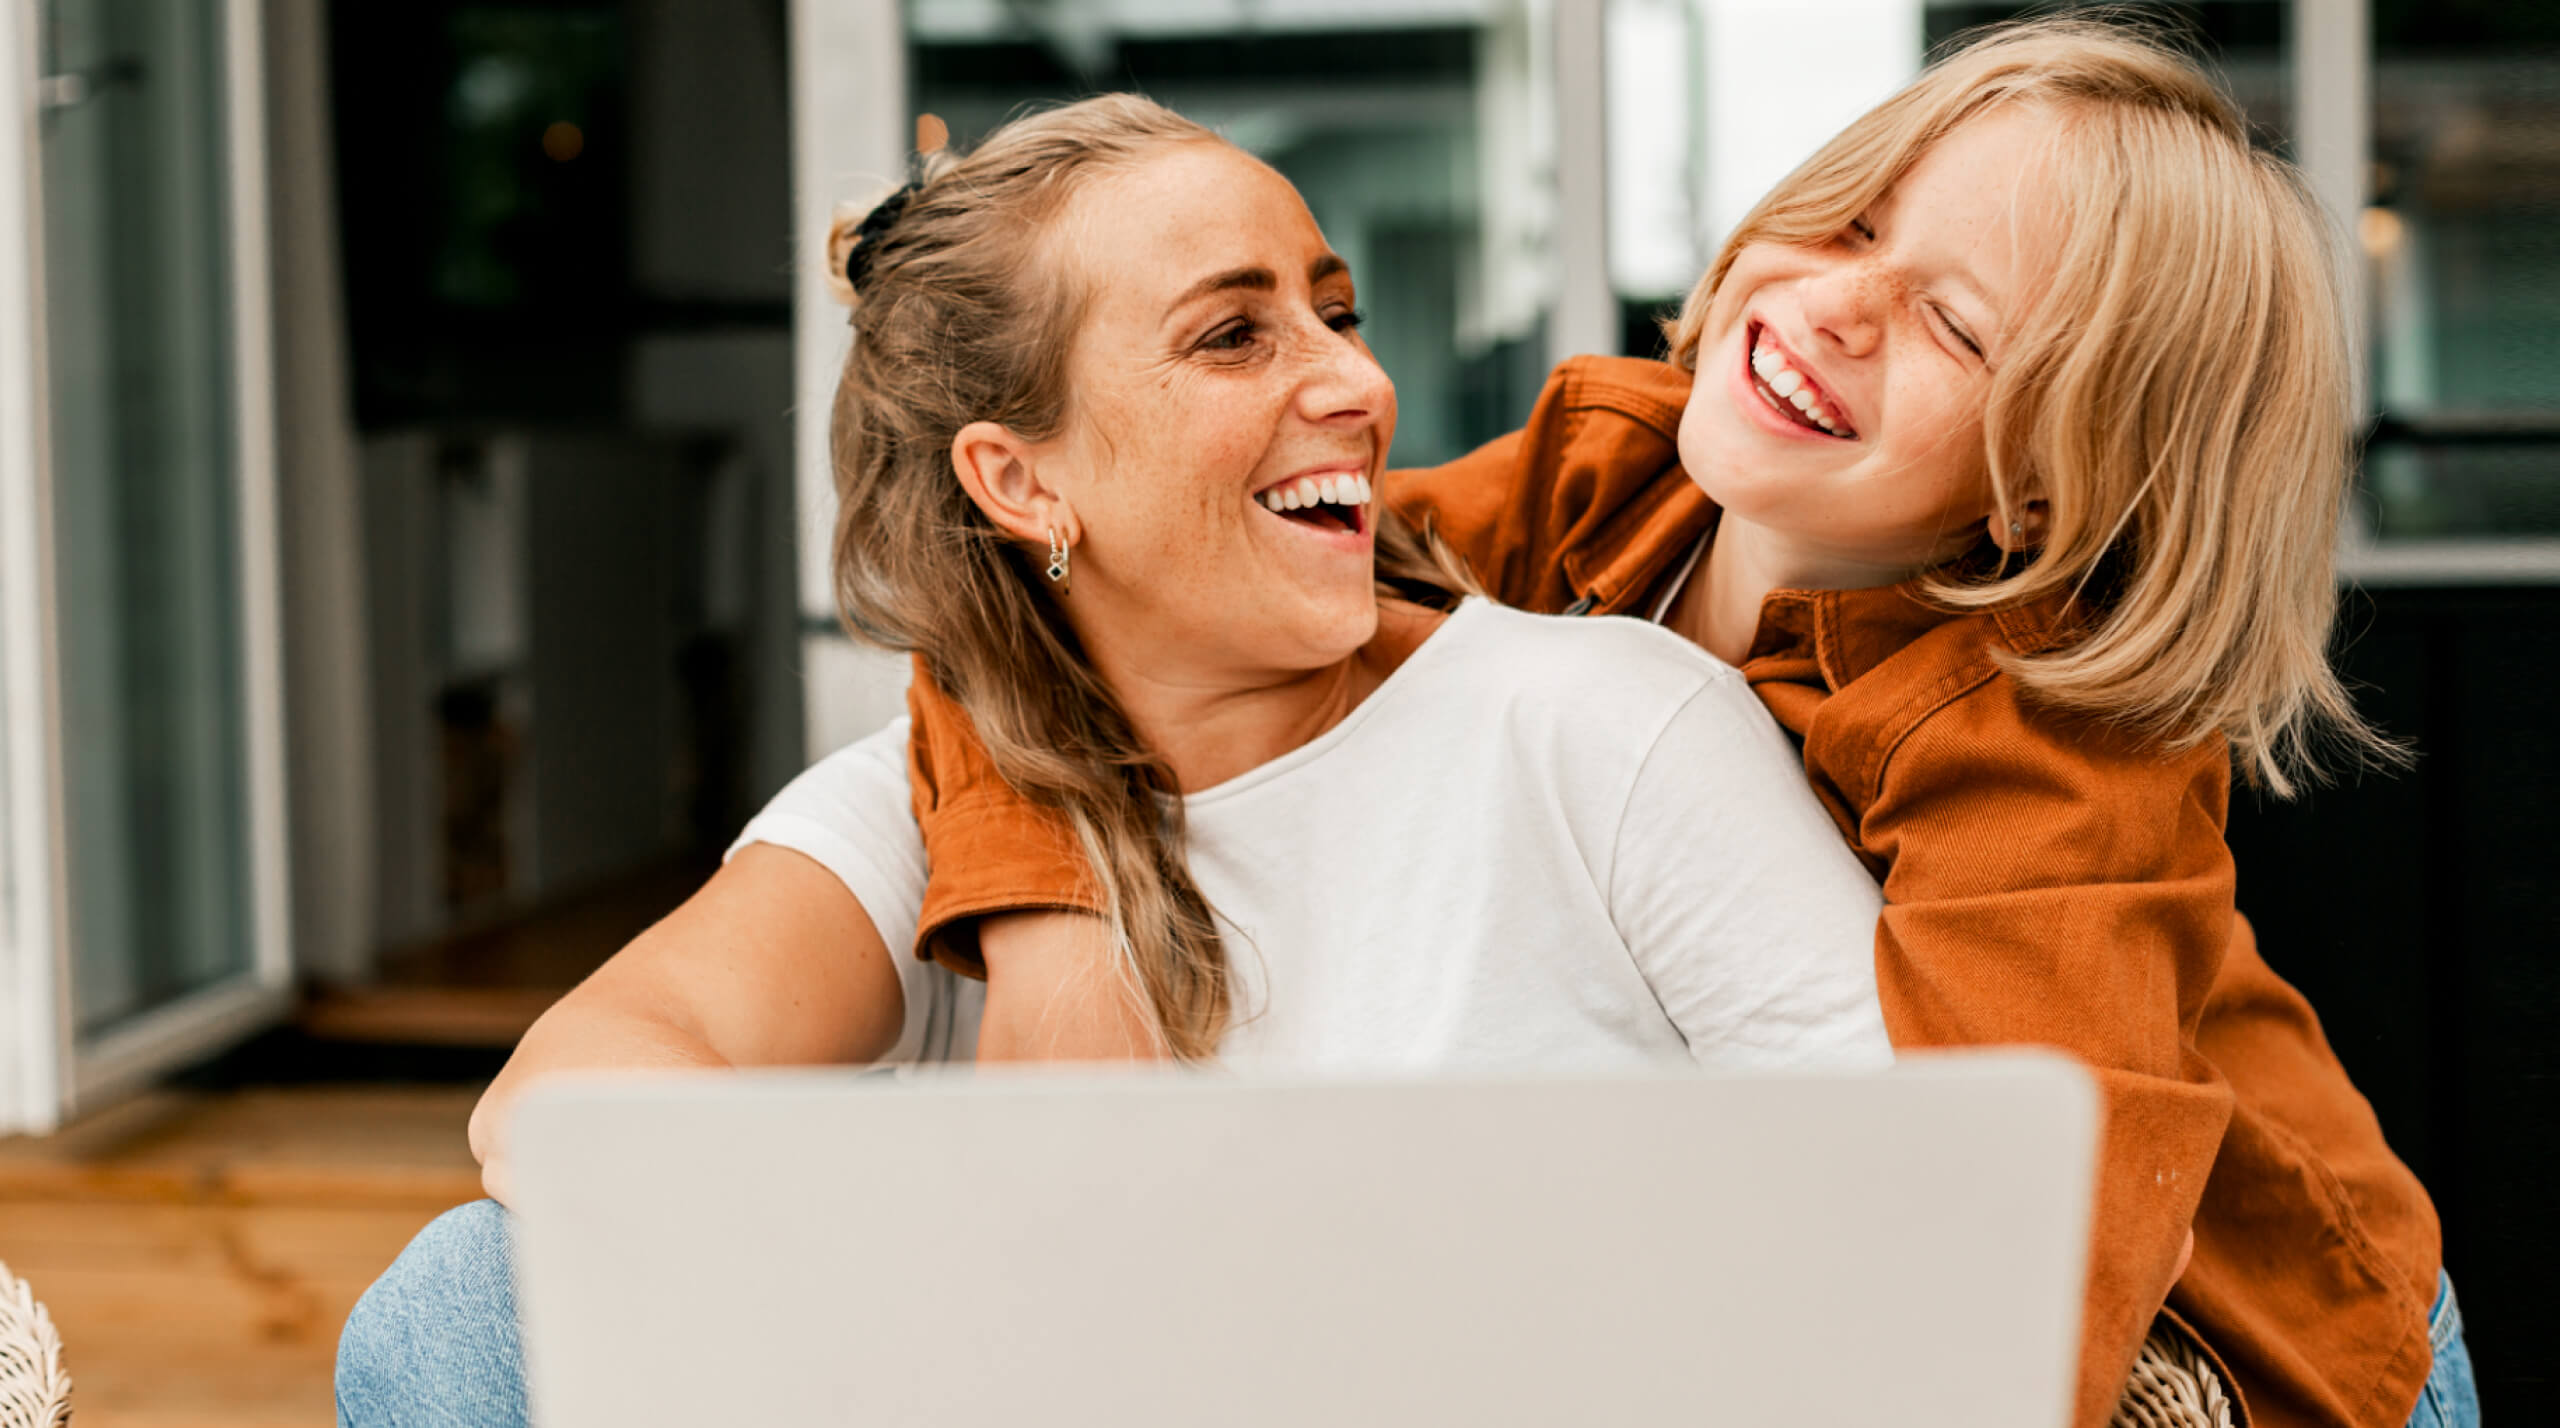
[[951, 421, 1079, 549], [1989, 492, 2052, 553]]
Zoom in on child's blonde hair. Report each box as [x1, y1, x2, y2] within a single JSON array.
[[1667, 16, 2394, 795]]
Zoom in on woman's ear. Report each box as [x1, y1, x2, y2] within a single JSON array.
[[951, 420, 1076, 547], [1989, 489, 2052, 553]]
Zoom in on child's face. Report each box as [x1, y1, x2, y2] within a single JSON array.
[[1678, 105, 2064, 578]]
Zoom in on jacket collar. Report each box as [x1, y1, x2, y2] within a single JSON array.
[[1749, 546, 2083, 694], [1567, 470, 1717, 618]]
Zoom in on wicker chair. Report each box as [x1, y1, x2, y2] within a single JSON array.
[[2113, 1316, 2238, 1428], [0, 1260, 70, 1428]]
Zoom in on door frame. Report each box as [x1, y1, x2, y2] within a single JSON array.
[[0, 0, 70, 1135], [0, 0, 293, 1135]]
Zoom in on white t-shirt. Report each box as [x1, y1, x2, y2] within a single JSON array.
[[734, 600, 1891, 1072]]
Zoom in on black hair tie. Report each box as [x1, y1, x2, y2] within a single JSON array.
[[844, 181, 920, 293]]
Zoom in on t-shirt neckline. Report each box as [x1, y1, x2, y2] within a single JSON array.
[[1179, 597, 1490, 809]]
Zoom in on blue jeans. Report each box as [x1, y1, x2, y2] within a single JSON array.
[[337, 1199, 529, 1428], [2404, 1270, 2481, 1428]]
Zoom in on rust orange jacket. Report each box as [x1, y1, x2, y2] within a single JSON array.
[[900, 356, 2442, 1428]]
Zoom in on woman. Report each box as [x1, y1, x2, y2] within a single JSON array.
[[335, 95, 1890, 1425], [895, 20, 2473, 1428]]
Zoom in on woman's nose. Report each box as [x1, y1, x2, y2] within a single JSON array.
[[1298, 328, 1393, 427], [1801, 264, 1885, 359]]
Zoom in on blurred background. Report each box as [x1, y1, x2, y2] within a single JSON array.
[[0, 0, 2550, 1422]]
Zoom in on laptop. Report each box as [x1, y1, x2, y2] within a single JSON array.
[[509, 1052, 2095, 1427]]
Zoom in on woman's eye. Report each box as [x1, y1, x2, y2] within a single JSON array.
[[1200, 320, 1257, 352], [1933, 306, 1984, 358], [1328, 308, 1367, 334], [1848, 216, 1876, 242]]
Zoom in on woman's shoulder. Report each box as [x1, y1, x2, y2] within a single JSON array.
[[1435, 600, 1746, 731]]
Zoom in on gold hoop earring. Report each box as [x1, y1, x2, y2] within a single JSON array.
[[1044, 528, 1071, 592]]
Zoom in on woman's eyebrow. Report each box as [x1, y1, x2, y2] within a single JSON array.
[[1172, 266, 1274, 310], [1167, 254, 1350, 314]]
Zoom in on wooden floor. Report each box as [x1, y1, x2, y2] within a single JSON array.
[[299, 857, 708, 1050], [0, 858, 705, 1424], [0, 1087, 485, 1428]]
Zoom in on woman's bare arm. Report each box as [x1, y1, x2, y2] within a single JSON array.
[[468, 843, 908, 1203], [973, 909, 1165, 1063]]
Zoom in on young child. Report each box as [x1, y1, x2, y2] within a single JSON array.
[[894, 20, 2462, 1428]]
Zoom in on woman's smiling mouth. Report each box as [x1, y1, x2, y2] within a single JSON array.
[[1745, 323, 1859, 439], [1255, 470, 1374, 539]]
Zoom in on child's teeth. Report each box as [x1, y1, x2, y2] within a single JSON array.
[[1789, 387, 1816, 412], [1769, 369, 1803, 398]]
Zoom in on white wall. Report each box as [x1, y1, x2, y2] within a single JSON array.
[[265, 0, 377, 984], [790, 0, 912, 758]]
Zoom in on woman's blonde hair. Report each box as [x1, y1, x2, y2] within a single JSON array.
[[825, 95, 1468, 1058], [1666, 15, 2395, 795]]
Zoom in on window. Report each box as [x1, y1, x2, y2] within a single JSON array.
[[1614, 0, 2559, 563], [906, 0, 1562, 466], [2361, 0, 2560, 542]]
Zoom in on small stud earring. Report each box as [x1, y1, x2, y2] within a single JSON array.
[[2009, 520, 2024, 538], [1044, 528, 1071, 591]]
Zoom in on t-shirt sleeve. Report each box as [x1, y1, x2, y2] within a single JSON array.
[[728, 716, 969, 1062], [1606, 674, 1895, 1071]]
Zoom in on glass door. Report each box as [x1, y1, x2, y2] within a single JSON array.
[[0, 0, 288, 1133]]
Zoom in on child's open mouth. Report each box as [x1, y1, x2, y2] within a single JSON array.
[[1746, 324, 1858, 439], [1255, 472, 1373, 537]]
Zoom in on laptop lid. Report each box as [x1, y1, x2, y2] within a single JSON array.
[[510, 1052, 2095, 1428]]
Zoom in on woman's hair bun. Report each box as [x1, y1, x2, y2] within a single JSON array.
[[825, 182, 913, 309], [825, 117, 955, 310]]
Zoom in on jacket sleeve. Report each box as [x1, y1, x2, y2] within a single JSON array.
[[1385, 354, 1692, 614], [1860, 688, 2240, 1428], [1383, 424, 1536, 602], [902, 658, 1104, 976]]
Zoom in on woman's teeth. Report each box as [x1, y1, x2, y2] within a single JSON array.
[[1750, 337, 1852, 437], [1257, 473, 1374, 514]]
